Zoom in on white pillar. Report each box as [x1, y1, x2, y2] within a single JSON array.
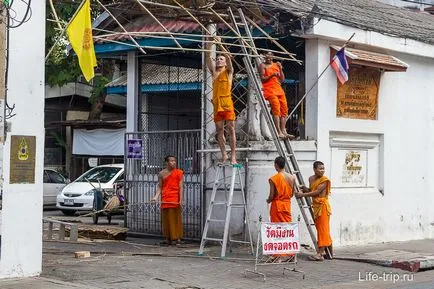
[[127, 51, 139, 132], [0, 4, 45, 278], [203, 24, 216, 144], [304, 39, 319, 140]]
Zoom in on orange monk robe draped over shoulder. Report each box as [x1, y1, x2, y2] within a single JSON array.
[[269, 172, 293, 223], [161, 168, 183, 209], [310, 176, 332, 247], [262, 63, 285, 98], [161, 168, 184, 241]]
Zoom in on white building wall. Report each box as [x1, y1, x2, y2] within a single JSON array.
[[305, 22, 434, 246], [0, 3, 45, 278]]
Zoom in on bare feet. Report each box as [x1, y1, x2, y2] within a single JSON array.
[[284, 133, 295, 140], [278, 133, 288, 140], [230, 157, 237, 165], [219, 153, 229, 165]]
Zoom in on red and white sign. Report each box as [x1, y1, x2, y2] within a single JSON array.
[[261, 222, 300, 255]]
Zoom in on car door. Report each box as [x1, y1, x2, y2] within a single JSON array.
[[43, 170, 67, 206]]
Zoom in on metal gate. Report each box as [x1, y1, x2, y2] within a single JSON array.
[[124, 130, 202, 239]]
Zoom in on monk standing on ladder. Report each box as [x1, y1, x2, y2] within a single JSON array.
[[266, 156, 296, 261], [259, 52, 294, 140], [151, 155, 184, 246], [298, 161, 333, 261], [205, 36, 237, 164]]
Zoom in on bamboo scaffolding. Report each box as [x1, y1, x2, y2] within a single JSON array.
[[134, 0, 184, 50], [93, 31, 300, 59], [246, 16, 300, 61], [95, 0, 147, 55], [94, 36, 298, 62]]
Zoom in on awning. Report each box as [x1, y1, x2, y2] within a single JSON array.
[[331, 46, 409, 72]]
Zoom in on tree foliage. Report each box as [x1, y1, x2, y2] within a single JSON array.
[[45, 2, 82, 87]]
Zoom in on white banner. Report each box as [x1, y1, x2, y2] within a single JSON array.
[[73, 128, 125, 156], [261, 222, 300, 255]]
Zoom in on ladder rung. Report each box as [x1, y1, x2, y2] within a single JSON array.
[[212, 201, 228, 205], [204, 237, 224, 242], [208, 219, 225, 223], [229, 240, 251, 244], [230, 204, 245, 208]]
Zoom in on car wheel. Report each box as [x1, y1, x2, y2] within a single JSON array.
[[61, 210, 76, 216]]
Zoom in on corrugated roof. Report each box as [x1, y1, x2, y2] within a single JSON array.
[[275, 0, 434, 45], [331, 46, 409, 71], [96, 16, 202, 43], [106, 64, 202, 87]]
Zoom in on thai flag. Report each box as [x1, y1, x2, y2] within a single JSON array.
[[331, 48, 349, 84]]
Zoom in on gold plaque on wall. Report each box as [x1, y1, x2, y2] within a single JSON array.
[[336, 67, 381, 120], [10, 135, 36, 184]]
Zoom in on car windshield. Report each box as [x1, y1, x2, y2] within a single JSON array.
[[75, 167, 121, 183]]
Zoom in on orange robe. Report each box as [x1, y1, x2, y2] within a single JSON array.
[[161, 169, 183, 241], [213, 68, 235, 122], [269, 172, 293, 223], [310, 176, 332, 247], [262, 63, 288, 117]]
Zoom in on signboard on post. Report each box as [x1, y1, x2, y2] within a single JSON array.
[[127, 139, 143, 159], [9, 135, 36, 184], [261, 222, 300, 255]]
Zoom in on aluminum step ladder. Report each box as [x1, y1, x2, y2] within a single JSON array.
[[198, 163, 254, 258], [227, 7, 331, 259]]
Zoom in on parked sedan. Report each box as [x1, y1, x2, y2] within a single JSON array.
[[43, 169, 68, 206], [56, 164, 124, 216]]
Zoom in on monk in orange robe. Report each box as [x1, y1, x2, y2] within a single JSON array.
[[267, 156, 296, 260], [298, 161, 332, 261], [205, 36, 237, 164], [259, 52, 294, 140], [151, 155, 184, 245]]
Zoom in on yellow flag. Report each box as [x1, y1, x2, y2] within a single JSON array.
[[66, 0, 97, 82]]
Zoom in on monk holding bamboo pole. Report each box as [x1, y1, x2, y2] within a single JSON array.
[[151, 155, 184, 246], [298, 161, 333, 261], [205, 36, 237, 164]]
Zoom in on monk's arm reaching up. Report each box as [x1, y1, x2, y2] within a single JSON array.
[[205, 37, 215, 75]]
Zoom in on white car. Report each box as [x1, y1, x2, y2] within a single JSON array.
[[56, 164, 124, 216], [43, 169, 69, 207]]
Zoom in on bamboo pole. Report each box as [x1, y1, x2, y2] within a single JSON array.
[[95, 0, 147, 55], [134, 0, 184, 50], [246, 16, 300, 61], [94, 36, 297, 61], [45, 0, 87, 61]]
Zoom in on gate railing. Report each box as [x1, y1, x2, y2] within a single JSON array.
[[124, 130, 202, 239]]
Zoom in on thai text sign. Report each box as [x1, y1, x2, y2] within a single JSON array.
[[336, 67, 380, 120], [261, 222, 300, 255], [127, 139, 143, 159]]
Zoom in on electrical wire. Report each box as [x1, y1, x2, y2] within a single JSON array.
[[2, 0, 33, 120]]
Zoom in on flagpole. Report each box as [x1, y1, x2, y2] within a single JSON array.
[[45, 0, 88, 62], [287, 33, 355, 119]]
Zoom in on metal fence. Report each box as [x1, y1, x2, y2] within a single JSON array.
[[124, 130, 202, 239]]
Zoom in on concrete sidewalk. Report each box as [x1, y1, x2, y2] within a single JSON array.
[[1, 238, 434, 289]]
